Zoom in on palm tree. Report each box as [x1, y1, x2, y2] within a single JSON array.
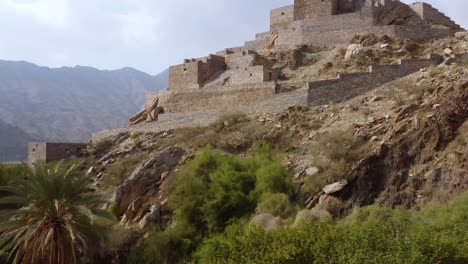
[[0, 162, 114, 264]]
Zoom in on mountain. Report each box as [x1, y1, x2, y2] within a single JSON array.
[[0, 119, 37, 162], [0, 60, 168, 161]]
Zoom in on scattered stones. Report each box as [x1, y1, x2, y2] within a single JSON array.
[[322, 180, 348, 195], [86, 166, 94, 176], [111, 147, 186, 221], [443, 48, 453, 55], [371, 95, 384, 102], [306, 167, 320, 177], [455, 31, 467, 39], [345, 44, 364, 60], [424, 168, 441, 182]]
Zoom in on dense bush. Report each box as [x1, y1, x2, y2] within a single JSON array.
[[128, 146, 294, 263], [171, 145, 294, 234], [195, 195, 468, 264], [0, 164, 29, 210], [256, 192, 295, 218]]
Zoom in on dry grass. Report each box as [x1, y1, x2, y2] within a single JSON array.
[[102, 152, 149, 194], [156, 112, 271, 153], [304, 130, 370, 195], [89, 138, 114, 155]]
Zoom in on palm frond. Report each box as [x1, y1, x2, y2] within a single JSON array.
[[0, 162, 112, 264]]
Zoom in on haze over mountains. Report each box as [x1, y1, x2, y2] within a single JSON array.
[[0, 60, 168, 161]]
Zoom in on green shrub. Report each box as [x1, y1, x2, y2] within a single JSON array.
[[256, 192, 295, 218], [213, 112, 247, 130], [429, 66, 447, 77], [195, 195, 468, 264], [170, 146, 293, 234], [128, 146, 294, 263], [130, 132, 140, 139]]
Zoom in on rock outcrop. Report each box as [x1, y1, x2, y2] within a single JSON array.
[[128, 96, 163, 126], [111, 147, 186, 226]]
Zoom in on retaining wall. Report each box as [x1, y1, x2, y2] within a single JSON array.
[[156, 83, 277, 113], [307, 55, 442, 105]]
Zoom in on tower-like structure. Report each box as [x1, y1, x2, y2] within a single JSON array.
[[294, 0, 338, 20]]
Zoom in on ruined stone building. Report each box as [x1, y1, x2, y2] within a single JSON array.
[[139, 0, 461, 117], [28, 142, 87, 167], [93, 0, 464, 139]]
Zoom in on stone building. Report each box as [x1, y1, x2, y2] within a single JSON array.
[[246, 0, 462, 51], [104, 0, 465, 132], [28, 142, 87, 167]]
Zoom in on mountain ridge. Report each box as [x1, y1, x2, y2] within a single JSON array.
[[0, 60, 169, 161]]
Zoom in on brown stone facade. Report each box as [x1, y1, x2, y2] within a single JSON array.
[[131, 0, 463, 130], [168, 54, 226, 91], [294, 0, 338, 21], [28, 142, 88, 167]]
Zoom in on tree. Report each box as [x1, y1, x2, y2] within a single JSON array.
[[0, 162, 114, 264]]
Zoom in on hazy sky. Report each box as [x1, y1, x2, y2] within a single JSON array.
[[0, 0, 466, 75]]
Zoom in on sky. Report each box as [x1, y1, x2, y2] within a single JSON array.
[[0, 0, 466, 75]]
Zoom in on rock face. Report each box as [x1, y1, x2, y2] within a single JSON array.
[[112, 147, 186, 226], [322, 180, 349, 195], [128, 96, 163, 126]]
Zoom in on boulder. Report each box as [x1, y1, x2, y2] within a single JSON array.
[[345, 44, 364, 60], [252, 214, 284, 231], [443, 48, 453, 56], [322, 180, 348, 195], [305, 167, 320, 177]]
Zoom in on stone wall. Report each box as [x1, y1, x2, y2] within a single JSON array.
[[168, 54, 226, 91], [408, 2, 462, 30], [307, 54, 443, 105], [169, 62, 201, 91], [271, 5, 294, 31], [159, 83, 277, 113], [28, 142, 46, 167], [294, 0, 338, 21], [28, 142, 87, 167], [225, 50, 256, 69]]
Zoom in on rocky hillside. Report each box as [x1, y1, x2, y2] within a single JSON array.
[[0, 61, 168, 160], [76, 33, 467, 262]]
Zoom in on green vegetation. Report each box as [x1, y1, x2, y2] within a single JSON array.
[[256, 192, 296, 218], [195, 195, 468, 264], [429, 66, 447, 77], [130, 132, 140, 139], [127, 146, 295, 263], [0, 162, 114, 264]]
